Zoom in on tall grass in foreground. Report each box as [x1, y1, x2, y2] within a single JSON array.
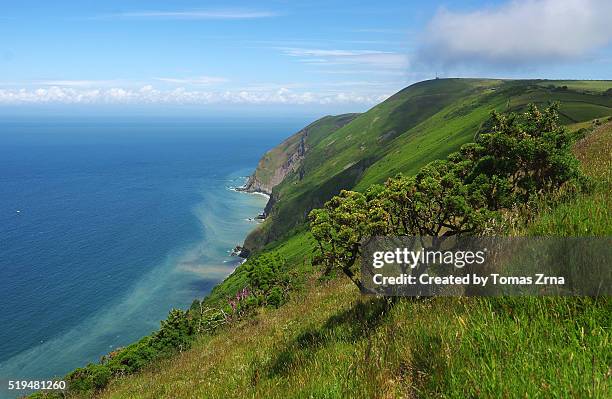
[[96, 284, 611, 398]]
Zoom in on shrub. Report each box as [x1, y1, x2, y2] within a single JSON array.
[[65, 308, 198, 394], [244, 252, 291, 307], [66, 363, 111, 393]]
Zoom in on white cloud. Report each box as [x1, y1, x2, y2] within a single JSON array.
[[280, 47, 408, 69], [107, 9, 278, 20], [0, 85, 389, 106], [419, 0, 612, 67]]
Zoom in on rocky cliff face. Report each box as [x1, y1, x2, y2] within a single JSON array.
[[241, 132, 306, 195], [240, 114, 358, 199]]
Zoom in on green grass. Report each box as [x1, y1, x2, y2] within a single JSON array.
[[527, 122, 612, 236], [537, 80, 612, 93], [97, 288, 611, 399], [527, 193, 611, 236], [560, 102, 612, 123], [91, 121, 612, 399], [567, 116, 612, 132], [391, 296, 611, 398]]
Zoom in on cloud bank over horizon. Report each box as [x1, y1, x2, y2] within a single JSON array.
[[0, 85, 390, 106]]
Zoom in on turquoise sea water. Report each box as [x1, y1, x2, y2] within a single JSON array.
[[0, 117, 301, 397]]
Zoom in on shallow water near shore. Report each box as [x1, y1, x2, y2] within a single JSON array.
[[0, 117, 301, 396]]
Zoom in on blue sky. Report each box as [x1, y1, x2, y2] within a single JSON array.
[[1, 0, 611, 115]]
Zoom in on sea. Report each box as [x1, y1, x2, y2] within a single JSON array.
[[0, 116, 303, 397]]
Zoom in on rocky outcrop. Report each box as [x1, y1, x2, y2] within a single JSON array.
[[240, 127, 308, 195], [240, 114, 359, 206]]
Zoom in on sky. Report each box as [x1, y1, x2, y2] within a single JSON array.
[[1, 0, 611, 116]]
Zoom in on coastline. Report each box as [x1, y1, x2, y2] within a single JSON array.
[[228, 176, 270, 259], [249, 190, 271, 199], [230, 180, 271, 200]]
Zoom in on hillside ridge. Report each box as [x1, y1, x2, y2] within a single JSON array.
[[242, 78, 612, 252]]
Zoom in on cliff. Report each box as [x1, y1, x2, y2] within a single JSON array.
[[240, 114, 359, 196]]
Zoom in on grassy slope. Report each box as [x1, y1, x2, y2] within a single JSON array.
[[246, 79, 612, 249], [97, 124, 612, 399], [527, 121, 611, 236]]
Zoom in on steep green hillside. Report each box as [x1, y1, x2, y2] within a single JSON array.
[[245, 79, 612, 250]]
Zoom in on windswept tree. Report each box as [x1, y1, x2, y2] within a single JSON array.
[[311, 163, 493, 289], [464, 103, 581, 203], [385, 160, 493, 240], [310, 190, 369, 290]]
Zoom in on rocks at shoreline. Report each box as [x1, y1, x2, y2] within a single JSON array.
[[230, 245, 250, 258], [235, 184, 271, 198]]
